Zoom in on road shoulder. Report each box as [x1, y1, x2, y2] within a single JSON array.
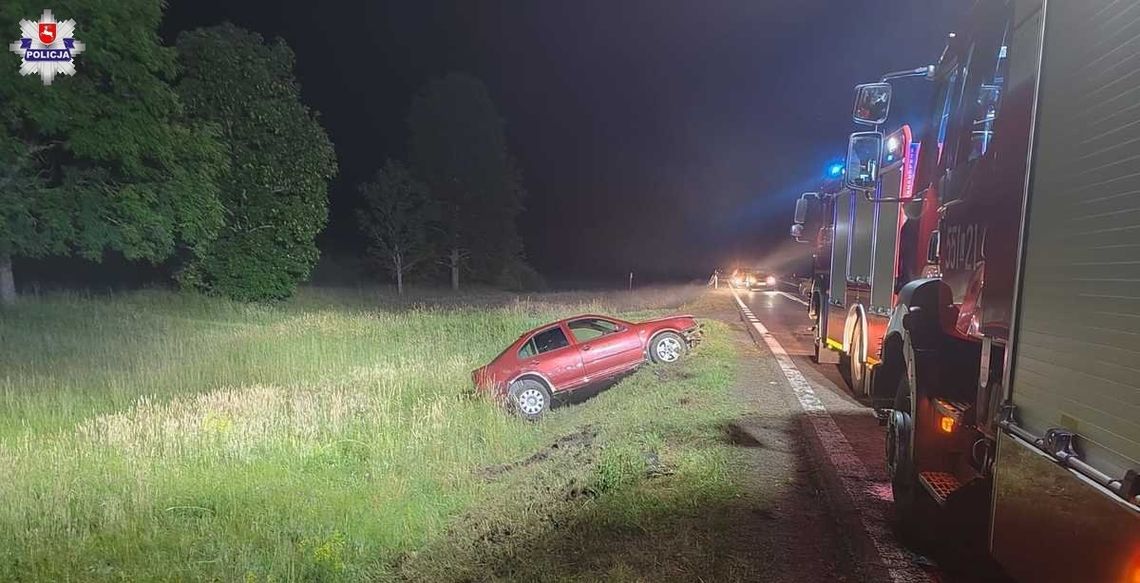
[[728, 288, 933, 583], [688, 290, 866, 582]]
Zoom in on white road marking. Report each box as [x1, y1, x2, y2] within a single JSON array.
[[775, 290, 808, 307], [731, 289, 928, 583]]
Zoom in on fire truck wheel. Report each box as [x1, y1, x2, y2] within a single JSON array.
[[850, 322, 868, 397], [887, 375, 934, 542], [838, 351, 853, 391], [811, 299, 825, 364]]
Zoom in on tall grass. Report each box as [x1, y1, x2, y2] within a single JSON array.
[[0, 285, 721, 581]]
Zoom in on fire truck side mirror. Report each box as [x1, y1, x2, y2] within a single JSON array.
[[853, 82, 892, 125], [793, 192, 819, 224], [845, 132, 882, 191]]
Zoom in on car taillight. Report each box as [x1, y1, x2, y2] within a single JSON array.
[[766, 276, 776, 286]]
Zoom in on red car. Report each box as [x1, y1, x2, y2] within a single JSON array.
[[472, 314, 701, 419]]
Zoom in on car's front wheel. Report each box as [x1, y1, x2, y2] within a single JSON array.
[[508, 378, 552, 420], [649, 332, 687, 364]]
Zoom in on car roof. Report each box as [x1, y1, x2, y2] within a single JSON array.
[[517, 314, 626, 338], [561, 313, 630, 325]]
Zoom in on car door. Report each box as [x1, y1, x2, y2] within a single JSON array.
[[517, 324, 585, 391], [567, 317, 643, 379]]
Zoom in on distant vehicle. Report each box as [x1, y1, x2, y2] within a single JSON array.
[[730, 269, 778, 290], [472, 314, 701, 419]]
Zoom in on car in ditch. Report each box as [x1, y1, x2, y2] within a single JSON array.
[[472, 314, 701, 419]]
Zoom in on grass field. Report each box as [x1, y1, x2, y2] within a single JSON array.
[[0, 285, 749, 581]]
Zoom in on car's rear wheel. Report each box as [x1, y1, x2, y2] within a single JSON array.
[[650, 332, 687, 364], [508, 378, 552, 421]]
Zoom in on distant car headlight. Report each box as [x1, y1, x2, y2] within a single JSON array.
[[766, 276, 777, 286]]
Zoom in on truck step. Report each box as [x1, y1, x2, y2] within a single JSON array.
[[919, 471, 962, 505]]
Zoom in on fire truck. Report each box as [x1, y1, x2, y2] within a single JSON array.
[[790, 174, 840, 327], [791, 120, 924, 393], [839, 1, 1140, 580]]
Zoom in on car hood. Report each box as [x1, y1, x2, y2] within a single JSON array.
[[640, 314, 696, 326]]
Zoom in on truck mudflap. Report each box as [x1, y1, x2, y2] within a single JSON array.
[[991, 431, 1140, 583]]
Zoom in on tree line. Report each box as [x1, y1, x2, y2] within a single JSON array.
[[358, 73, 535, 295], [0, 0, 531, 304]]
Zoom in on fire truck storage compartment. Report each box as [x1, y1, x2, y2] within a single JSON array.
[[829, 189, 852, 308], [1007, 0, 1140, 490], [869, 168, 903, 314], [848, 187, 875, 286], [996, 0, 1139, 580]]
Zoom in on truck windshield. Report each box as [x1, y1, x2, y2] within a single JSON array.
[[915, 8, 1012, 204], [914, 66, 963, 195], [968, 39, 1010, 161]]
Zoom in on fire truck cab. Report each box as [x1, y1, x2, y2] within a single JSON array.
[[825, 125, 920, 398], [791, 180, 840, 332], [792, 124, 922, 394]]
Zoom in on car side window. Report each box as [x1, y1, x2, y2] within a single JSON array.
[[530, 326, 570, 355], [568, 318, 620, 342], [517, 339, 537, 359]]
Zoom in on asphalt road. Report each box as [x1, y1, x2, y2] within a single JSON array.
[[732, 286, 890, 497], [723, 284, 1009, 583]]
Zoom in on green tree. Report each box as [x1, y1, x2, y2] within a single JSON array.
[[407, 73, 526, 290], [176, 24, 337, 301], [0, 0, 228, 305], [356, 160, 436, 295]]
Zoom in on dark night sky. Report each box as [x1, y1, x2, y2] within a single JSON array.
[[161, 1, 963, 283]]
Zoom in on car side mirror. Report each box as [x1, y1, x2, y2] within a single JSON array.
[[845, 132, 883, 191], [853, 82, 892, 125]]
